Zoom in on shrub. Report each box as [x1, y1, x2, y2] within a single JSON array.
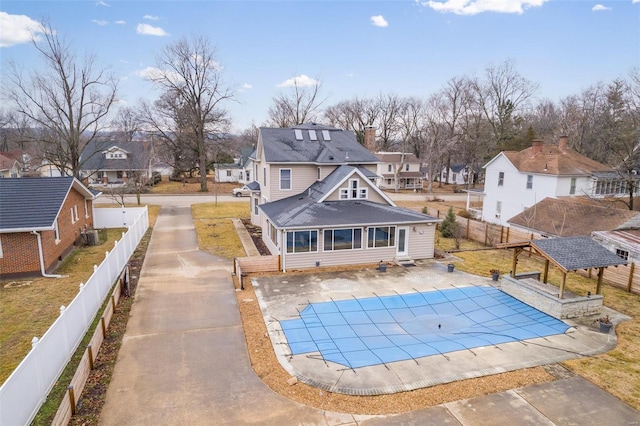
[[440, 207, 460, 238]]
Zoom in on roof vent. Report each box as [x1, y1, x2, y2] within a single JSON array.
[[329, 155, 334, 160], [322, 130, 331, 141], [309, 130, 317, 141], [294, 129, 303, 140]]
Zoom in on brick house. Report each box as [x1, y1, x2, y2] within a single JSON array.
[[0, 177, 98, 279]]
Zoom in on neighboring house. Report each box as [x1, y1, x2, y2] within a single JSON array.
[[0, 177, 98, 278], [215, 162, 243, 183], [0, 153, 22, 178], [375, 152, 423, 191], [239, 147, 255, 184], [250, 123, 440, 271], [440, 164, 477, 186], [80, 139, 154, 186], [508, 197, 640, 238], [481, 137, 617, 226]]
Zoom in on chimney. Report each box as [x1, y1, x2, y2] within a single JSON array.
[[531, 139, 543, 157], [364, 126, 376, 152], [558, 135, 568, 152]]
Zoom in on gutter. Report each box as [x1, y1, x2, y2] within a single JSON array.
[[31, 231, 63, 278]]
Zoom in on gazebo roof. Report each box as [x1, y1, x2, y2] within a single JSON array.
[[531, 237, 627, 272]]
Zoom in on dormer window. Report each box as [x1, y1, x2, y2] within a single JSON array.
[[339, 178, 368, 200], [105, 148, 127, 160]]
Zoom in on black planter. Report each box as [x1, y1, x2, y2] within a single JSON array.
[[599, 321, 613, 333]]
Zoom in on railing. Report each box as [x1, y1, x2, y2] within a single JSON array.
[[0, 207, 149, 426]]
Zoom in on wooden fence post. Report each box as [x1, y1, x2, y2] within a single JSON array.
[[100, 316, 107, 338], [466, 218, 470, 239], [68, 386, 76, 415], [628, 262, 635, 293], [87, 344, 95, 370]]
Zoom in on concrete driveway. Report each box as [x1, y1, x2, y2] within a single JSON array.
[[100, 202, 639, 425]]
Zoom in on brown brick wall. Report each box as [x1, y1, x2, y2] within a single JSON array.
[[0, 188, 94, 277]]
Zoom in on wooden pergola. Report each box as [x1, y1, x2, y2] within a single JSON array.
[[497, 236, 627, 299]]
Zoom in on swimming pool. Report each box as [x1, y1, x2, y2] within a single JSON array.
[[279, 286, 570, 369]]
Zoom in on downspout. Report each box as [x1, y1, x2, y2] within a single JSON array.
[[31, 231, 63, 278]]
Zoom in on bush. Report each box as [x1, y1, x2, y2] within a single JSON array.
[[439, 207, 460, 238], [457, 209, 472, 219]]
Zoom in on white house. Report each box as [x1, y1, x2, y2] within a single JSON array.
[[440, 164, 476, 186], [375, 152, 423, 191], [481, 137, 617, 226]]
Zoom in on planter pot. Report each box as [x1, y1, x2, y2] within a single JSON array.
[[599, 321, 613, 333], [379, 264, 387, 273], [447, 264, 455, 273], [491, 272, 500, 281]]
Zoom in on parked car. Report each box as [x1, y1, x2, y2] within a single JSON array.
[[232, 185, 251, 197]]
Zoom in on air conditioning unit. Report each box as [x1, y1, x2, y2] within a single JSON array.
[[85, 230, 99, 246]]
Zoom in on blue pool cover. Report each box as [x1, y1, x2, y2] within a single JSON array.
[[280, 286, 569, 369]]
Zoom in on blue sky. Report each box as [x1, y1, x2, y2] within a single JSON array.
[[1, 0, 639, 132]]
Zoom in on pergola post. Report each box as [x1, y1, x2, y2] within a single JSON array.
[[543, 260, 550, 283], [559, 272, 567, 299], [511, 248, 522, 277], [596, 267, 604, 295]]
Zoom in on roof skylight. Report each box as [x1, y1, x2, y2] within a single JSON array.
[[294, 129, 303, 140], [308, 130, 317, 140], [322, 130, 331, 141]]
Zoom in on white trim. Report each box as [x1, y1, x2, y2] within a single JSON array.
[[317, 167, 396, 206], [279, 168, 292, 190], [396, 227, 409, 257], [54, 219, 60, 244], [0, 234, 3, 258]]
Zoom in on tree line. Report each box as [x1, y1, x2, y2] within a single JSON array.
[[2, 23, 639, 196]]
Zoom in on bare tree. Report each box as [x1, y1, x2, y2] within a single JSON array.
[[472, 60, 538, 153], [112, 106, 142, 143], [146, 35, 233, 192], [375, 93, 402, 151], [267, 77, 325, 127], [324, 97, 379, 144], [5, 20, 118, 178]]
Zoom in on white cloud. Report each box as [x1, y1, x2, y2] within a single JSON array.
[[592, 4, 611, 11], [277, 74, 319, 88], [136, 66, 165, 80], [143, 14, 159, 20], [96, 1, 110, 6], [634, 0, 640, 3], [242, 83, 253, 89], [420, 0, 550, 15], [0, 12, 47, 47], [115, 20, 126, 25], [370, 15, 388, 27], [92, 19, 109, 26], [136, 23, 169, 36], [345, 72, 355, 78]]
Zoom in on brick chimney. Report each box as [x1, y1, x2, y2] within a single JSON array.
[[364, 126, 376, 152], [558, 135, 568, 152], [531, 139, 543, 157]]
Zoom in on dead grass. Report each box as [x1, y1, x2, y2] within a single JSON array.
[[191, 202, 250, 259], [0, 205, 160, 385], [148, 178, 238, 195]]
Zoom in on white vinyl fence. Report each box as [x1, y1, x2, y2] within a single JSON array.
[[0, 207, 149, 426]]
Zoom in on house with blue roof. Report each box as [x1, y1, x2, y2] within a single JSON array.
[[249, 123, 440, 271], [0, 177, 99, 278]]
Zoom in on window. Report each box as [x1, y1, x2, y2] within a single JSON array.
[[388, 164, 392, 173], [97, 171, 104, 179], [84, 199, 90, 218], [405, 164, 410, 171], [526, 175, 533, 189], [287, 230, 318, 253], [367, 226, 395, 248], [226, 170, 232, 177], [616, 249, 629, 261], [496, 201, 502, 218], [452, 173, 457, 182], [54, 219, 60, 243], [263, 167, 266, 185], [74, 205, 79, 222], [386, 179, 392, 185], [70, 207, 75, 224], [570, 177, 576, 195], [323, 228, 362, 251], [339, 178, 367, 200], [253, 198, 259, 216], [317, 167, 321, 180], [498, 172, 504, 186], [280, 169, 291, 190], [116, 171, 123, 179]]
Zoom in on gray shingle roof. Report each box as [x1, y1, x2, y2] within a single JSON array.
[[259, 165, 438, 228], [532, 237, 627, 271], [260, 123, 379, 164], [80, 138, 153, 172], [0, 177, 94, 232]]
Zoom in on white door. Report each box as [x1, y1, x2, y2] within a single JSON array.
[[396, 227, 408, 258]]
